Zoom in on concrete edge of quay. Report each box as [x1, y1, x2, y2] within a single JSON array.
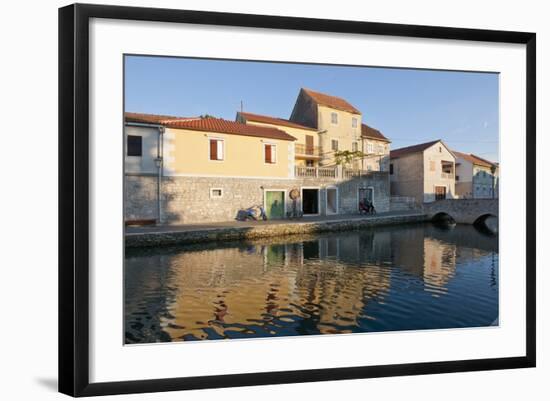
[[125, 213, 429, 248]]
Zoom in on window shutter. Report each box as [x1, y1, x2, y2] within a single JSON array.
[[265, 144, 272, 163], [210, 139, 217, 160]]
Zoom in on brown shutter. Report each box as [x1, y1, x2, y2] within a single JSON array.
[[265, 145, 272, 163], [305, 135, 314, 155], [210, 139, 217, 160]]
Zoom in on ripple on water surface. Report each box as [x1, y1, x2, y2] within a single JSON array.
[[125, 223, 498, 343]]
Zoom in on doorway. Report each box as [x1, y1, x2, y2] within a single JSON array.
[[302, 188, 319, 215], [265, 190, 285, 219], [326, 187, 338, 214], [358, 187, 374, 210], [435, 186, 446, 200]]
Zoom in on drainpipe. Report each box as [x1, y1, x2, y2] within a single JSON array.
[[154, 126, 165, 224]]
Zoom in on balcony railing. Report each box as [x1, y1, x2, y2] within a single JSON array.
[[295, 166, 383, 180], [295, 143, 322, 157], [441, 172, 454, 179], [295, 166, 336, 178]]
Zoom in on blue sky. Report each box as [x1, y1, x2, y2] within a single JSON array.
[[125, 55, 499, 162]]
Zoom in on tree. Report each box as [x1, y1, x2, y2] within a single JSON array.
[[334, 150, 366, 168]]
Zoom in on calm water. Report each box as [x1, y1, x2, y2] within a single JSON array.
[[125, 223, 498, 343]]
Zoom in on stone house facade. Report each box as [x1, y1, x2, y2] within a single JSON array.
[[125, 98, 390, 225], [390, 140, 457, 203]]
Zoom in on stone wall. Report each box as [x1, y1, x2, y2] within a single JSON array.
[[390, 196, 419, 212], [125, 172, 390, 224]]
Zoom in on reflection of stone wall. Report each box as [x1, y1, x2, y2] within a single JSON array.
[[125, 172, 390, 224]]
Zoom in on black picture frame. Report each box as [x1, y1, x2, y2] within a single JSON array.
[[59, 3, 536, 397]]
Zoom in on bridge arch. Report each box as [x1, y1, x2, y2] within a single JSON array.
[[473, 213, 498, 234], [423, 199, 498, 225], [431, 212, 456, 225]]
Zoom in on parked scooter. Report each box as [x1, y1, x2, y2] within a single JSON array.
[[236, 205, 267, 221]]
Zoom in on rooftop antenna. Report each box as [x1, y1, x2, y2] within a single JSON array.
[[240, 100, 243, 113]]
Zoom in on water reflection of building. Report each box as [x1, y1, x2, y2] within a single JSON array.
[[155, 233, 392, 340], [125, 224, 498, 342]]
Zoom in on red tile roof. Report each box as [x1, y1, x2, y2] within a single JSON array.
[[238, 111, 317, 131], [302, 88, 361, 115], [125, 112, 199, 124], [125, 113, 296, 141], [163, 118, 297, 141], [452, 151, 496, 168], [390, 140, 442, 158], [361, 123, 390, 142]]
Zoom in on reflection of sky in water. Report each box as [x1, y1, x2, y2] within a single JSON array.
[[125, 223, 498, 344]]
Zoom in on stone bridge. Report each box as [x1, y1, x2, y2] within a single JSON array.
[[423, 199, 498, 225]]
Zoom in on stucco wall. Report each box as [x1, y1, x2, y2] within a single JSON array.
[[362, 138, 390, 172], [125, 172, 390, 224], [317, 105, 362, 167], [163, 127, 294, 178], [422, 143, 456, 202], [242, 119, 321, 167], [455, 157, 473, 198], [124, 125, 161, 175]]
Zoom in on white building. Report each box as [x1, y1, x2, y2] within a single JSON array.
[[453, 151, 498, 199]]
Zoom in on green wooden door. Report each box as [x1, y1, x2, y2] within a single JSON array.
[[265, 191, 285, 219]]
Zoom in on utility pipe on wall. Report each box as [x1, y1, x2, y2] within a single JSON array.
[[155, 126, 165, 224]]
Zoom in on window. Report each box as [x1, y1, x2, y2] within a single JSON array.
[[331, 112, 338, 124], [439, 146, 442, 153], [264, 143, 277, 164], [352, 142, 358, 152], [367, 143, 374, 154], [456, 175, 460, 181], [390, 164, 394, 175], [331, 139, 339, 151], [210, 188, 223, 198], [352, 117, 357, 128], [127, 135, 142, 156], [209, 138, 224, 161]]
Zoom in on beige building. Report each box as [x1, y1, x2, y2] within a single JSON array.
[[124, 110, 391, 224], [390, 139, 456, 203], [239, 88, 391, 173], [361, 123, 391, 172], [289, 88, 364, 168], [453, 151, 498, 199]]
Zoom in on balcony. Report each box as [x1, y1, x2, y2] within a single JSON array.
[[295, 143, 322, 159], [295, 166, 386, 180], [295, 166, 336, 178], [441, 172, 454, 179]]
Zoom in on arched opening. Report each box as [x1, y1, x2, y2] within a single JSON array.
[[473, 213, 498, 235], [431, 212, 456, 229]]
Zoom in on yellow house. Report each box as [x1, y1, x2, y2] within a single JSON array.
[[125, 113, 297, 179]]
